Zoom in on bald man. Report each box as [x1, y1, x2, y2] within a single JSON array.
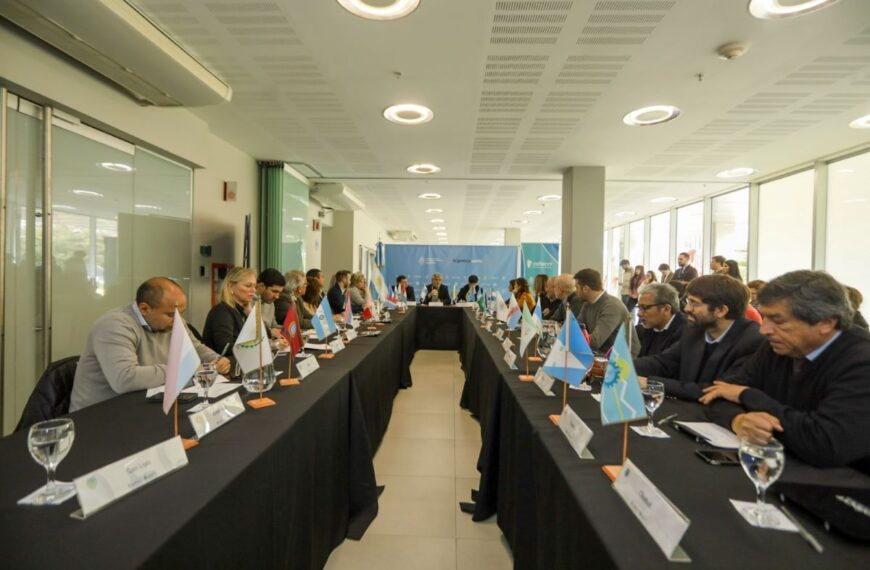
[[70, 277, 231, 411]]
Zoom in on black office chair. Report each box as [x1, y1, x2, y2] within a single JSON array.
[[15, 355, 79, 432], [187, 322, 204, 342]]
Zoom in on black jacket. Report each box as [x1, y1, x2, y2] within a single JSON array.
[[549, 292, 583, 323], [423, 284, 451, 305], [672, 265, 698, 282], [634, 317, 765, 401], [706, 327, 870, 472], [457, 283, 481, 302], [202, 302, 246, 365], [327, 284, 345, 315], [399, 285, 416, 303], [635, 312, 686, 358]]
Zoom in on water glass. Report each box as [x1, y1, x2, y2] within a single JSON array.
[[640, 380, 665, 433], [739, 438, 785, 525], [27, 418, 76, 505], [194, 362, 218, 406]]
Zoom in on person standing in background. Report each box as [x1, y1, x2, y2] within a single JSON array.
[[659, 263, 674, 284], [673, 252, 699, 282], [627, 265, 645, 312], [619, 259, 633, 307]]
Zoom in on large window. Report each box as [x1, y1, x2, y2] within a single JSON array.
[[628, 219, 645, 270], [711, 188, 749, 281], [758, 170, 814, 281], [676, 202, 704, 274], [607, 225, 625, 294], [826, 152, 870, 308], [648, 212, 670, 277], [280, 171, 309, 271]]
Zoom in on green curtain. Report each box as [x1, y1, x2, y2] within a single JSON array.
[[258, 161, 284, 270]]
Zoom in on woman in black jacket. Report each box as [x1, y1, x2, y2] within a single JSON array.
[[202, 266, 257, 366]]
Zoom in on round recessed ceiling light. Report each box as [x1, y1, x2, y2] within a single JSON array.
[[748, 0, 841, 20], [523, 209, 543, 215], [615, 211, 636, 218], [425, 208, 443, 214], [623, 105, 681, 126], [849, 113, 870, 129], [650, 196, 677, 203], [537, 194, 561, 202], [432, 225, 446, 230], [407, 163, 440, 174], [429, 218, 445, 223], [336, 0, 420, 20], [716, 167, 756, 178], [98, 162, 133, 172], [418, 192, 441, 200], [71, 189, 104, 198], [384, 103, 434, 125]]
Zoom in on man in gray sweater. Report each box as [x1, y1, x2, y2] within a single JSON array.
[[70, 277, 230, 411], [574, 269, 640, 357]]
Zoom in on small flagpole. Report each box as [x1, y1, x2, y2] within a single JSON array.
[[256, 298, 264, 401], [562, 318, 569, 411], [622, 423, 629, 465], [174, 399, 179, 437]]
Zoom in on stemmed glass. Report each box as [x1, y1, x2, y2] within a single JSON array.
[[538, 321, 557, 359], [639, 380, 665, 434], [739, 438, 785, 525], [27, 418, 76, 505], [194, 361, 218, 407]]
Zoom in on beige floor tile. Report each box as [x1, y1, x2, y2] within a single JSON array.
[[325, 535, 456, 570], [457, 537, 513, 570], [367, 475, 455, 538], [454, 477, 502, 540], [454, 440, 482, 479], [374, 438, 455, 477], [454, 412, 481, 442], [392, 391, 456, 414], [383, 412, 454, 440]]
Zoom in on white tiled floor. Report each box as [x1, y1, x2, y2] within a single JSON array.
[[325, 351, 513, 570]]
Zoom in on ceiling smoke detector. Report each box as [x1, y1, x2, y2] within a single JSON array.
[[717, 42, 750, 60]]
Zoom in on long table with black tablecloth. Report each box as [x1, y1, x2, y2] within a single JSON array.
[[455, 307, 870, 569], [0, 308, 419, 570]]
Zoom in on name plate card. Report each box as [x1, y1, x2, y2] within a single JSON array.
[[189, 392, 245, 439], [495, 328, 505, 340], [71, 436, 189, 520], [558, 405, 594, 459], [612, 459, 691, 563], [296, 355, 320, 379], [485, 321, 493, 332], [328, 338, 345, 354], [344, 329, 358, 342], [501, 337, 513, 351], [429, 301, 444, 307], [534, 368, 556, 396], [503, 349, 518, 369], [383, 311, 391, 321]]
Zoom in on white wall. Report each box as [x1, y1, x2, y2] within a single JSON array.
[[352, 209, 391, 271], [0, 22, 258, 327], [320, 208, 391, 282]]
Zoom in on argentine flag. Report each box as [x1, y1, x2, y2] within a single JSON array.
[[495, 291, 508, 322], [600, 323, 647, 425], [313, 295, 338, 340], [163, 309, 201, 414], [542, 312, 594, 387], [533, 296, 544, 328], [519, 303, 541, 356], [506, 294, 521, 330]]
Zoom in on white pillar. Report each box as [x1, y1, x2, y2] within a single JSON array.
[[503, 227, 521, 246], [561, 166, 605, 274]]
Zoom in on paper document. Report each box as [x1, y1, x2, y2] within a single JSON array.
[[675, 421, 740, 449], [304, 342, 328, 351], [146, 375, 232, 398]]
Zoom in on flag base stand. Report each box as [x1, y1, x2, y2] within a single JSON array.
[[528, 356, 543, 362], [601, 465, 622, 481], [318, 353, 335, 360], [181, 438, 199, 450], [367, 326, 378, 331], [548, 414, 560, 426], [518, 374, 535, 382], [280, 378, 300, 386], [374, 322, 386, 327], [247, 397, 276, 409]]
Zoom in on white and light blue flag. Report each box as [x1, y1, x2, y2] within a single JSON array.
[[542, 312, 594, 387], [313, 295, 338, 340], [600, 323, 647, 425]]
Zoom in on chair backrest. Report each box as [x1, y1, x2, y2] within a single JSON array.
[[15, 355, 80, 433]]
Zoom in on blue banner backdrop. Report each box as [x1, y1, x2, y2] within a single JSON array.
[[384, 244, 520, 299], [521, 243, 560, 279]]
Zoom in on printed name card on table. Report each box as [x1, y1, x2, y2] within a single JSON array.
[[328, 338, 345, 354], [484, 321, 493, 332], [503, 349, 518, 369], [557, 405, 594, 459], [188, 392, 245, 439], [612, 459, 692, 563], [495, 328, 505, 340], [71, 436, 189, 520], [534, 367, 556, 396], [296, 355, 320, 379], [429, 301, 444, 307], [501, 337, 513, 351], [344, 329, 358, 342]]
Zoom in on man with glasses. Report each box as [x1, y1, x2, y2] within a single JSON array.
[[635, 283, 686, 357], [634, 274, 765, 400]]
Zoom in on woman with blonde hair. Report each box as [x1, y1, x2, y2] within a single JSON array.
[[348, 272, 367, 313], [202, 266, 257, 364]]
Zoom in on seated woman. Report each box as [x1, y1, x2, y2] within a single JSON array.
[[202, 267, 257, 367], [542, 277, 561, 320], [300, 276, 322, 324], [423, 272, 451, 305], [281, 270, 312, 329], [514, 277, 535, 312], [348, 272, 367, 313]]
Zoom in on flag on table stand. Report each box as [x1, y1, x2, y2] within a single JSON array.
[[452, 283, 458, 302], [233, 307, 273, 374], [363, 285, 374, 321], [506, 294, 521, 330], [519, 303, 541, 356], [370, 263, 388, 301], [542, 312, 594, 388], [533, 296, 544, 327], [282, 301, 302, 355], [375, 239, 385, 268], [312, 295, 338, 340], [495, 291, 508, 322], [344, 290, 356, 330], [163, 309, 201, 414], [477, 294, 486, 311]]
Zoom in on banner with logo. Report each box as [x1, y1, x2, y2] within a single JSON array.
[[384, 245, 519, 299], [521, 243, 560, 279]]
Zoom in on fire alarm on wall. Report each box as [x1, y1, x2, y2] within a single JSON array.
[[312, 219, 321, 231], [223, 181, 237, 202]]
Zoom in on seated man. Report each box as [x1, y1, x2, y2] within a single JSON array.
[[70, 277, 231, 411], [396, 274, 415, 302], [255, 268, 286, 339], [327, 270, 350, 314], [423, 272, 452, 305], [574, 269, 640, 356], [548, 273, 583, 324], [635, 274, 764, 400], [457, 274, 481, 302], [701, 271, 870, 472], [635, 282, 686, 357]]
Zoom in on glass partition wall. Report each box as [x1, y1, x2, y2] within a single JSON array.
[[2, 91, 192, 433]]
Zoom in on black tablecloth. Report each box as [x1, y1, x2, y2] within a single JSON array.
[[0, 310, 417, 570], [457, 308, 870, 569], [414, 305, 464, 351]]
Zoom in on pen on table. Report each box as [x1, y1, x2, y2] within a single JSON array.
[[780, 505, 824, 554], [657, 413, 678, 426], [220, 342, 230, 357]]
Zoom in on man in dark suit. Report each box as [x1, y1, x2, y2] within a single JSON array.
[[396, 274, 415, 302], [327, 270, 350, 314], [423, 272, 451, 305], [701, 271, 870, 472], [635, 282, 686, 357], [672, 252, 698, 282], [634, 274, 765, 400], [457, 274, 481, 302]]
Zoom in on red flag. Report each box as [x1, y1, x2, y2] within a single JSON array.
[[282, 300, 302, 355]]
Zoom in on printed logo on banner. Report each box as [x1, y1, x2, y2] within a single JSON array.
[[387, 245, 519, 297]]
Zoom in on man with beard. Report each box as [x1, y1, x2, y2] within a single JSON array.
[[634, 274, 765, 400]]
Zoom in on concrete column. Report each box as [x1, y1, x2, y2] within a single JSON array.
[[503, 227, 521, 246], [561, 166, 605, 274]]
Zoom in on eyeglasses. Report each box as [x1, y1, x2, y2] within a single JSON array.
[[637, 303, 663, 312]]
